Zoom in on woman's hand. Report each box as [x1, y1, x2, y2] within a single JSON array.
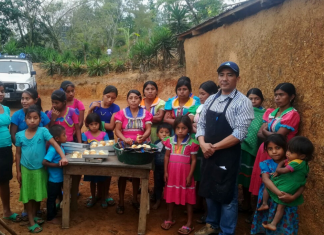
[[200, 142, 215, 158], [90, 101, 100, 110], [124, 138, 133, 146], [137, 135, 144, 143], [17, 172, 22, 185], [51, 108, 60, 121], [278, 191, 295, 203], [164, 172, 168, 183], [186, 175, 192, 187]]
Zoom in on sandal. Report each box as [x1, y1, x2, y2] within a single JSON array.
[[132, 202, 140, 212], [33, 217, 45, 225], [106, 197, 116, 206], [178, 226, 194, 234], [28, 223, 42, 233], [3, 213, 22, 222], [161, 220, 176, 230], [116, 205, 125, 214]]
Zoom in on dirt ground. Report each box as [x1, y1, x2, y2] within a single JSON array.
[[0, 69, 252, 235]]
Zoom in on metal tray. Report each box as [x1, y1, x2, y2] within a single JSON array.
[[62, 142, 89, 149], [85, 158, 105, 163], [90, 141, 115, 151], [66, 154, 85, 162], [82, 150, 109, 159]]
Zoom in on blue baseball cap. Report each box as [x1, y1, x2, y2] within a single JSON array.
[[217, 61, 240, 76]]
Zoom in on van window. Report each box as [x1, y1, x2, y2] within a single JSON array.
[[0, 61, 29, 74]]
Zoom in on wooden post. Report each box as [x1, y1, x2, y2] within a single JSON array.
[[62, 174, 71, 229], [71, 175, 80, 211], [138, 179, 149, 235], [0, 219, 17, 235]]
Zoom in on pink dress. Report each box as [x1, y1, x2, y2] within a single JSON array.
[[249, 107, 300, 195], [47, 107, 79, 142], [67, 98, 85, 111], [163, 135, 199, 205], [114, 107, 153, 141], [81, 131, 108, 144]]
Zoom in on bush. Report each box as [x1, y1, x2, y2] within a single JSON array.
[[87, 59, 108, 76], [114, 60, 126, 73]]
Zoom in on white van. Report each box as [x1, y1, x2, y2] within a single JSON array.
[[0, 53, 37, 101]]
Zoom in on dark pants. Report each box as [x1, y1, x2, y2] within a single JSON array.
[[153, 164, 164, 200], [47, 181, 63, 221]]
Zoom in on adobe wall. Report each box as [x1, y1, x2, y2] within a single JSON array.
[[184, 0, 324, 233]]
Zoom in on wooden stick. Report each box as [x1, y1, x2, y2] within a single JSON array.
[[0, 218, 18, 235]]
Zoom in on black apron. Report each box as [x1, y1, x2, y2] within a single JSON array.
[[199, 91, 241, 204]]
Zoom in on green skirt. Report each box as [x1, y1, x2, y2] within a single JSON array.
[[19, 166, 48, 204], [238, 150, 255, 188], [150, 124, 159, 144]]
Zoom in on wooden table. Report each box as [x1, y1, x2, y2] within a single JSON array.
[[62, 155, 153, 235]]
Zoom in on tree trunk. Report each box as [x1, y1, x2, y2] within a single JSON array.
[[185, 0, 200, 25]]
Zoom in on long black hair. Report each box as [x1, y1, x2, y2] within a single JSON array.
[[199, 81, 218, 95], [23, 88, 42, 111], [85, 113, 103, 130], [274, 83, 296, 105], [247, 88, 264, 102], [25, 104, 41, 118], [175, 79, 192, 93], [60, 81, 75, 91], [51, 89, 67, 102]]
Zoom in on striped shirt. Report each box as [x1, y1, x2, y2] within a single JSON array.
[[196, 89, 254, 141]]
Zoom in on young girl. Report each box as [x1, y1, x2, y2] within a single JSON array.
[[238, 88, 265, 219], [60, 81, 85, 128], [88, 85, 120, 140], [82, 113, 111, 208], [251, 134, 305, 235], [15, 105, 68, 233], [10, 88, 50, 145], [259, 136, 314, 231], [47, 89, 81, 143], [161, 115, 199, 234]]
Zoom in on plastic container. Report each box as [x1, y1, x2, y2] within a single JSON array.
[[113, 143, 156, 165]]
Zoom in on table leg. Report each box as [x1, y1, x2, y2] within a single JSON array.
[[71, 175, 80, 211], [138, 179, 149, 235], [62, 175, 71, 229]]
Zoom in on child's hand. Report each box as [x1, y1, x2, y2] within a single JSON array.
[[186, 176, 191, 187], [51, 108, 60, 121], [164, 172, 168, 183], [60, 157, 69, 166], [17, 172, 22, 185], [272, 172, 279, 177]]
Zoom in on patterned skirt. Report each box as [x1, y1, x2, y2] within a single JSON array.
[[238, 150, 255, 188]]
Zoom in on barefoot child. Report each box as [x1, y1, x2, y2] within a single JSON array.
[[42, 125, 67, 225], [47, 89, 81, 143], [15, 105, 68, 233], [251, 134, 306, 235], [259, 136, 314, 231], [161, 116, 199, 234], [152, 123, 172, 210], [82, 113, 111, 208]]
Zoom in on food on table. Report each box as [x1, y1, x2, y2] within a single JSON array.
[[98, 144, 104, 147], [99, 150, 106, 155], [107, 140, 114, 146], [71, 151, 82, 158], [145, 145, 151, 149], [136, 134, 141, 142], [131, 145, 137, 148], [83, 150, 90, 155], [90, 150, 96, 155], [91, 142, 98, 148], [136, 145, 143, 148], [100, 141, 106, 146]]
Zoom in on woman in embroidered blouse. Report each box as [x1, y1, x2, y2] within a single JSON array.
[[140, 81, 165, 143], [249, 83, 300, 197], [164, 78, 200, 125], [114, 90, 153, 214]]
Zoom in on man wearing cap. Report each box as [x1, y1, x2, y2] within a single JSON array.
[[195, 62, 254, 235]]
